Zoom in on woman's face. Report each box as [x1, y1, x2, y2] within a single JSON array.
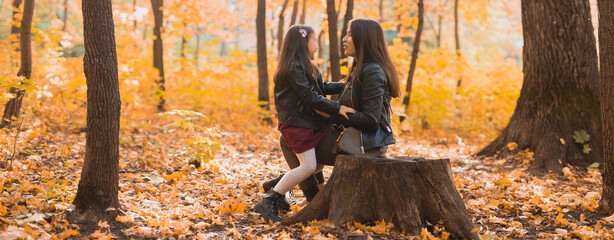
[[307, 33, 318, 60], [342, 28, 356, 57]]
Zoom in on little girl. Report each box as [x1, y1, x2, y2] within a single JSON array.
[[254, 25, 355, 222]]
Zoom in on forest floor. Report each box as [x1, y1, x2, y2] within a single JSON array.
[[1, 112, 613, 239]]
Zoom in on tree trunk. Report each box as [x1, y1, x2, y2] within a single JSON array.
[[339, 0, 353, 59], [299, 0, 306, 24], [132, 0, 137, 30], [67, 0, 121, 223], [378, 0, 383, 21], [277, 0, 290, 51], [180, 21, 186, 59], [598, 0, 614, 215], [426, 13, 441, 48], [0, 0, 33, 129], [257, 0, 272, 125], [318, 30, 325, 70], [151, 0, 165, 112], [477, 0, 601, 173], [401, 0, 423, 122], [454, 0, 462, 88], [62, 0, 68, 31], [286, 155, 479, 240], [10, 0, 23, 38], [289, 0, 298, 27], [326, 0, 342, 82]]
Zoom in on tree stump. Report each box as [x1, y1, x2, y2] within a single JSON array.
[[286, 155, 479, 239]]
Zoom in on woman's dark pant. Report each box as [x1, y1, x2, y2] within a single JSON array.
[[279, 128, 339, 201]]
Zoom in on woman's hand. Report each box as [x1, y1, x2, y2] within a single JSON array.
[[338, 105, 356, 119]]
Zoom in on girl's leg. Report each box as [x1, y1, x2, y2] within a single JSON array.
[[279, 135, 320, 201], [273, 148, 318, 195]]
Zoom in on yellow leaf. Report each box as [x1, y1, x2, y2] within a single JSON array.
[[90, 229, 112, 240], [562, 167, 573, 177], [560, 138, 565, 145], [226, 227, 241, 238], [115, 215, 133, 223], [302, 225, 320, 235], [58, 228, 81, 239], [555, 213, 568, 226], [507, 142, 518, 151], [371, 220, 388, 235], [163, 171, 184, 181]]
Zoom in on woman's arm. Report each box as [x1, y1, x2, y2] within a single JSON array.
[[329, 65, 386, 131]]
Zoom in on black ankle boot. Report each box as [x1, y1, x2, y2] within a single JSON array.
[[262, 174, 284, 193], [253, 190, 284, 222], [262, 175, 291, 213]]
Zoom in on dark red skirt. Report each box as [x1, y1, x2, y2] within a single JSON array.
[[278, 123, 329, 154]]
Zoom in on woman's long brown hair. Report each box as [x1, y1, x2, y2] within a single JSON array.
[[347, 18, 401, 98], [274, 25, 317, 85]]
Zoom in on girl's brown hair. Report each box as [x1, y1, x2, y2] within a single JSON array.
[[274, 25, 317, 85], [347, 18, 400, 98]]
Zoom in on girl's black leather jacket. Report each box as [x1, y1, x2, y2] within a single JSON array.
[[274, 65, 343, 131]]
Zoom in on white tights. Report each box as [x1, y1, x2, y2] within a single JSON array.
[[273, 148, 324, 195]]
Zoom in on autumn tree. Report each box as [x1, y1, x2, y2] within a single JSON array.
[[289, 0, 298, 27], [151, 0, 165, 112], [327, 0, 341, 82], [401, 0, 423, 122], [10, 0, 23, 40], [477, 0, 602, 173], [454, 0, 461, 88], [299, 0, 306, 24], [67, 0, 121, 223], [257, 0, 271, 125], [62, 0, 68, 31], [339, 0, 353, 59], [598, 0, 614, 214], [277, 0, 290, 51], [0, 0, 33, 129]]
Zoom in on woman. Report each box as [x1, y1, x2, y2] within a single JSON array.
[[266, 18, 400, 203]]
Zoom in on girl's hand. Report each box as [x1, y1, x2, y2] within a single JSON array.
[[315, 109, 331, 118], [338, 105, 356, 119]]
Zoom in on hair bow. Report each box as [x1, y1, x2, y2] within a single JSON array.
[[299, 29, 307, 38]]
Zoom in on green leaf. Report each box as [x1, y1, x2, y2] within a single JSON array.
[[587, 162, 600, 172], [573, 130, 590, 144], [67, 204, 76, 210], [105, 207, 117, 212], [582, 144, 591, 154]]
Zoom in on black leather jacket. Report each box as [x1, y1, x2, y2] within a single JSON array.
[[329, 62, 395, 150], [274, 65, 344, 131]]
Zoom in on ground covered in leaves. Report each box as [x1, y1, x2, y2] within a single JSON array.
[[1, 111, 613, 239]]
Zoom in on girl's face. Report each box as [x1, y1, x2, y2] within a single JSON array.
[[307, 33, 318, 60], [342, 28, 356, 57]]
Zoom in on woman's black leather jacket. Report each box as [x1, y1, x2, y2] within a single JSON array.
[[329, 62, 395, 150]]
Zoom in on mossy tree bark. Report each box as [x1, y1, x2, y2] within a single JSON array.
[[286, 155, 479, 239], [68, 0, 121, 223], [477, 0, 602, 174]]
